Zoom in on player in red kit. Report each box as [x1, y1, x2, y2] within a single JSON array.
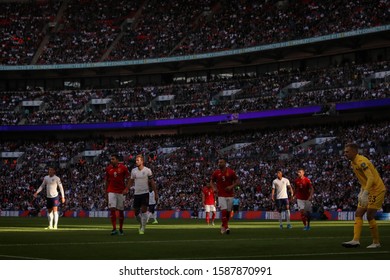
[[210, 158, 239, 234], [105, 154, 130, 235], [202, 183, 216, 226], [293, 168, 314, 230]]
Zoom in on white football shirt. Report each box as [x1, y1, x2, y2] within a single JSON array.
[[272, 177, 290, 199], [131, 166, 153, 195], [36, 175, 65, 198]]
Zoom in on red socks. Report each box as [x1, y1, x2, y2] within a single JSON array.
[[110, 210, 117, 230]]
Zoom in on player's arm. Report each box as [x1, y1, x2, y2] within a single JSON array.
[[210, 176, 217, 193], [358, 164, 374, 207], [201, 191, 205, 206], [362, 166, 375, 192], [122, 168, 131, 194], [226, 174, 239, 191], [290, 183, 296, 200], [149, 176, 158, 201], [271, 187, 275, 201], [288, 184, 294, 197], [33, 179, 45, 198], [124, 177, 134, 194], [308, 183, 314, 200], [58, 179, 65, 203], [232, 176, 240, 189]]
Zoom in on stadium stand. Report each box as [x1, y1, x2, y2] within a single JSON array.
[[0, 0, 389, 65], [1, 120, 389, 213], [0, 60, 388, 125], [0, 1, 389, 218]]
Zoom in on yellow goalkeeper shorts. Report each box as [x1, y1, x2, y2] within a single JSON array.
[[364, 190, 386, 210]]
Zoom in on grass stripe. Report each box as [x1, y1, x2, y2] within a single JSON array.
[[0, 254, 47, 260], [1, 235, 389, 247]]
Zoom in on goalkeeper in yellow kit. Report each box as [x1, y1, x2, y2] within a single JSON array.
[[342, 143, 386, 249]]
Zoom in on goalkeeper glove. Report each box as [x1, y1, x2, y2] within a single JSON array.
[[358, 190, 369, 208]]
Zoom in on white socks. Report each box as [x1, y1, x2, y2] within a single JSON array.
[[48, 211, 54, 227], [54, 212, 59, 228]]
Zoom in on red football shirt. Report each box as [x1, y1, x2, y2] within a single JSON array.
[[211, 167, 238, 197], [105, 163, 130, 193], [294, 176, 313, 200], [202, 186, 215, 205]]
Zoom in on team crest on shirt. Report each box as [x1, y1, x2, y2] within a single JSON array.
[[360, 162, 368, 170]]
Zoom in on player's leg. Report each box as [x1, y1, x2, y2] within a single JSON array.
[[286, 204, 291, 229], [146, 204, 152, 223], [367, 209, 380, 248], [53, 206, 59, 229], [366, 191, 384, 248], [148, 204, 156, 223], [276, 200, 283, 228], [305, 200, 312, 229], [205, 204, 210, 224], [284, 199, 291, 228], [135, 207, 141, 225], [151, 205, 158, 223], [211, 206, 216, 225], [342, 207, 366, 247], [297, 199, 307, 228], [47, 208, 54, 229], [51, 196, 61, 229], [139, 193, 149, 234], [45, 197, 54, 229], [225, 197, 233, 234], [117, 194, 125, 235], [108, 193, 118, 234], [133, 195, 143, 233], [140, 205, 148, 232], [118, 210, 124, 234], [153, 210, 158, 223], [218, 197, 228, 233], [300, 210, 306, 227]]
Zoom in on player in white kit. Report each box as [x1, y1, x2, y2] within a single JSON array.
[[147, 189, 158, 224], [33, 167, 65, 229], [272, 170, 294, 229], [125, 155, 158, 234]]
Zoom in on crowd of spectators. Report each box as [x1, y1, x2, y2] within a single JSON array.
[[0, 0, 61, 65], [1, 120, 389, 215], [0, 60, 388, 125], [1, 0, 389, 65], [1, 1, 388, 220], [37, 0, 143, 64], [171, 0, 389, 56]]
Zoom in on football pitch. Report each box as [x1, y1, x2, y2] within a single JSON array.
[[0, 217, 389, 260]]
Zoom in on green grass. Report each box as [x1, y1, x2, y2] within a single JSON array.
[[0, 217, 389, 260]]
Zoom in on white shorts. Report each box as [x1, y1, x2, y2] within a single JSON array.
[[108, 192, 124, 210], [218, 197, 233, 211], [297, 199, 312, 212], [204, 204, 216, 212]]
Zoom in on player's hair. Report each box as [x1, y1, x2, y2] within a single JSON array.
[[136, 154, 144, 161], [218, 157, 227, 162], [111, 154, 120, 160], [345, 143, 359, 151]]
